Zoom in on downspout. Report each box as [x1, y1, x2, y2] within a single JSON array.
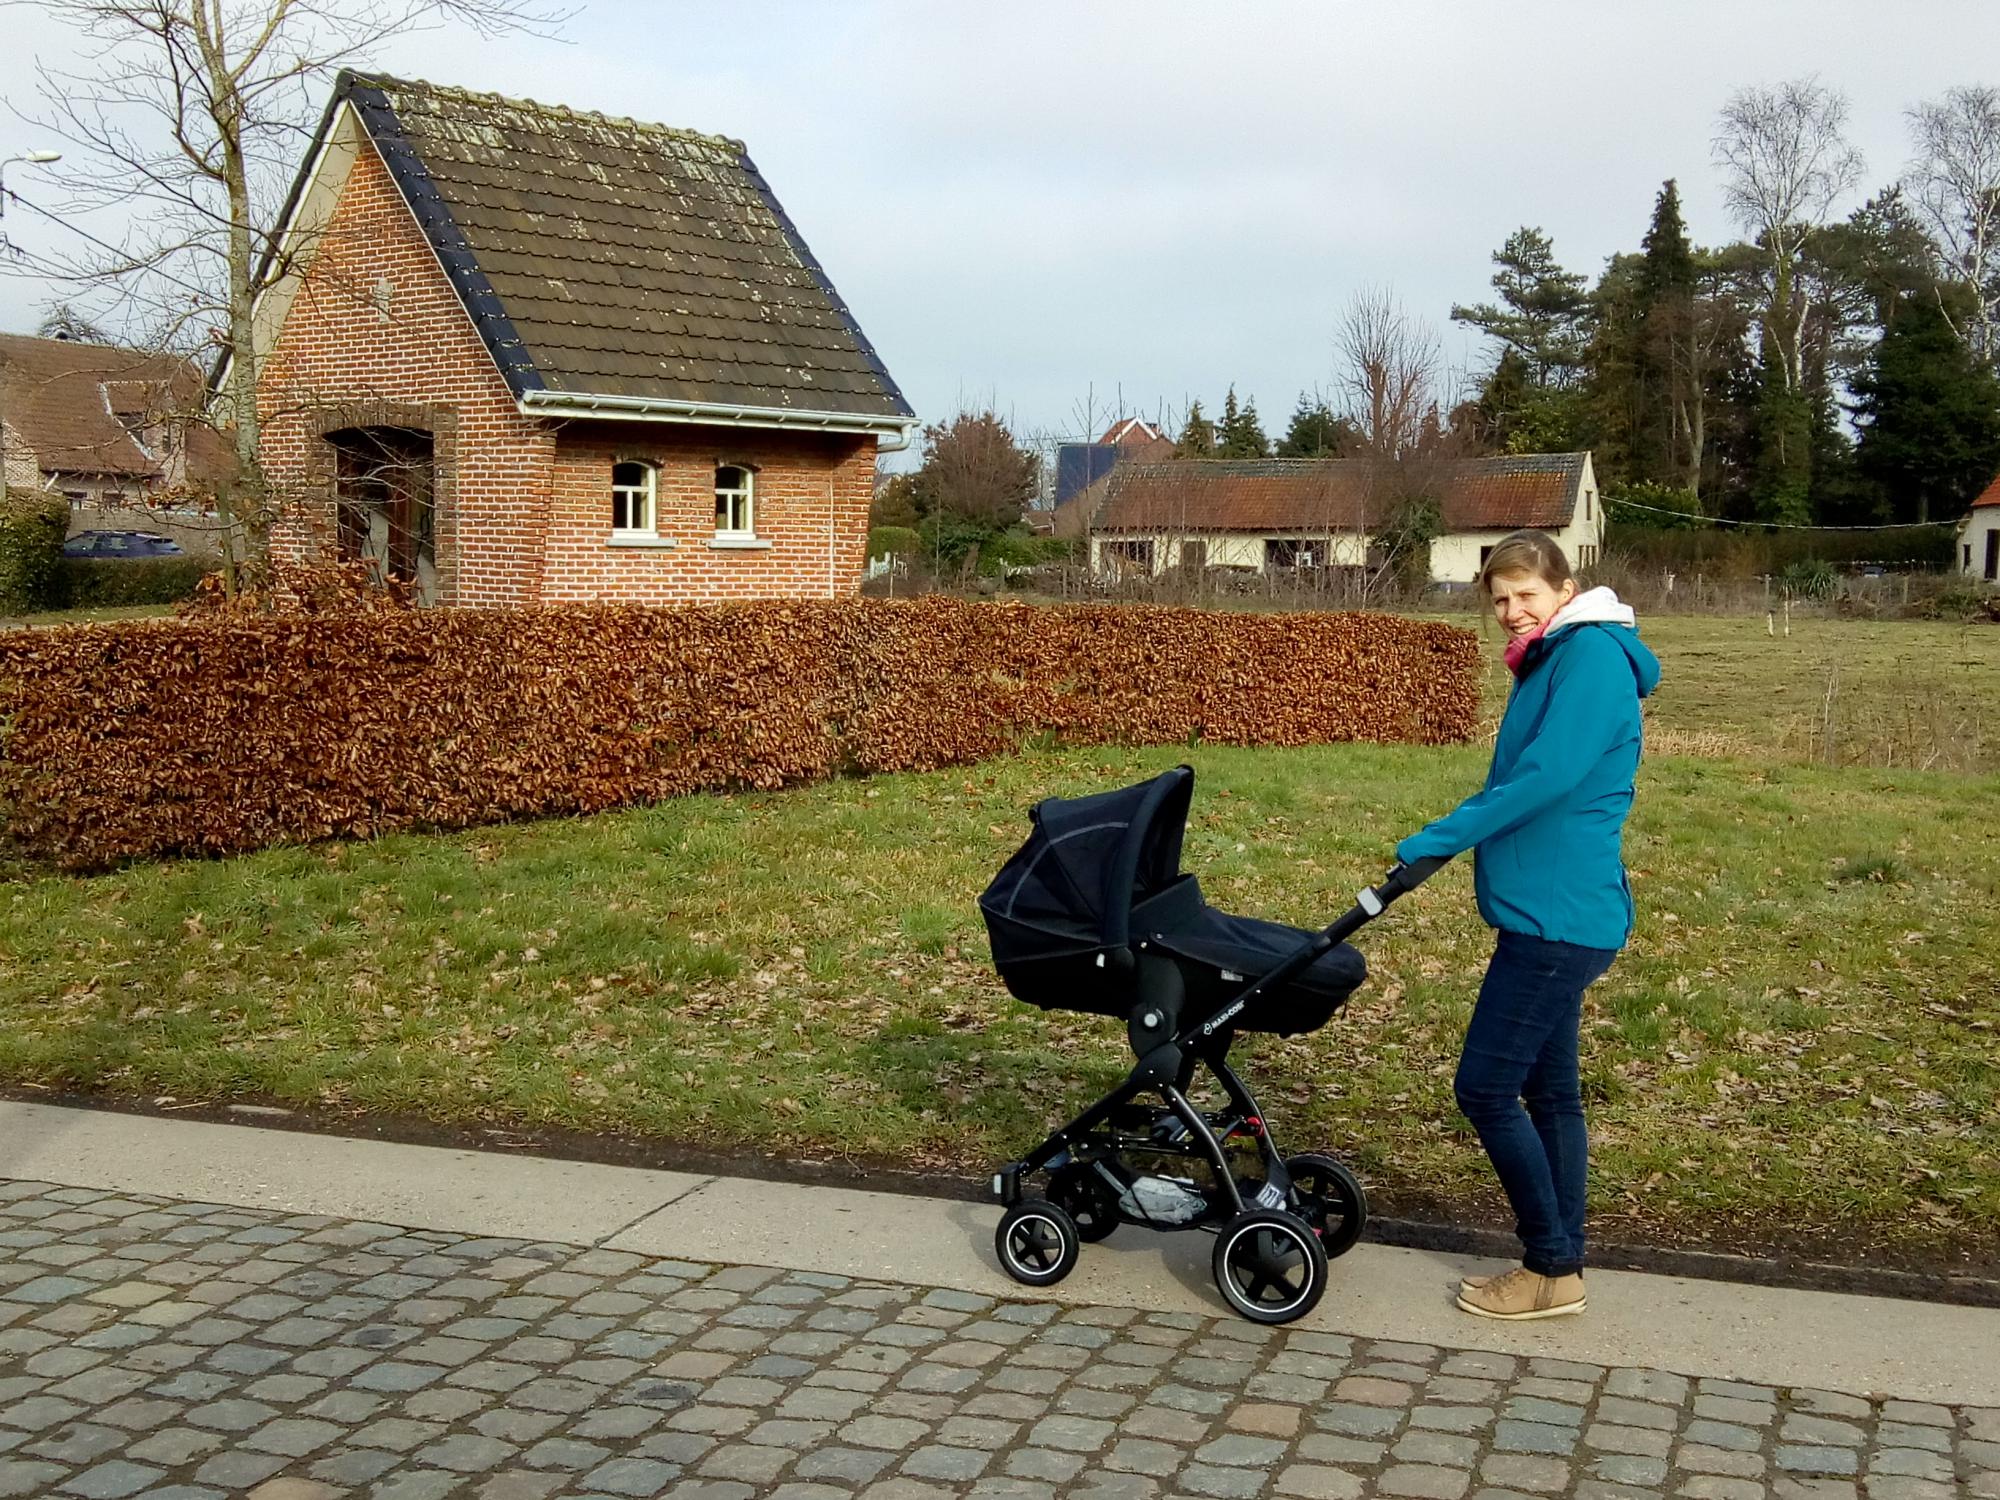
[[856, 424, 918, 597]]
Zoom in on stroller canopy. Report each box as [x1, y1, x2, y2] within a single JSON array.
[[980, 766, 1368, 1033], [980, 766, 1194, 968]]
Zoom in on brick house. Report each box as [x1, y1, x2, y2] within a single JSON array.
[[248, 72, 914, 606], [1084, 453, 1604, 584], [0, 333, 232, 549]]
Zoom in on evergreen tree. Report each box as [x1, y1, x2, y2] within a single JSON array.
[[1582, 253, 1646, 486], [1853, 291, 2000, 523], [1751, 341, 1815, 524], [1634, 180, 1698, 487], [1451, 227, 1593, 388], [1216, 386, 1270, 458], [1175, 401, 1216, 458], [1277, 394, 1355, 457]]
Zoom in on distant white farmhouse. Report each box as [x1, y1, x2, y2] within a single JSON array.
[[1079, 452, 1604, 584], [1959, 473, 2000, 583]]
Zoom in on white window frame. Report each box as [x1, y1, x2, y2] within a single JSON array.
[[713, 464, 755, 539], [611, 460, 662, 543]]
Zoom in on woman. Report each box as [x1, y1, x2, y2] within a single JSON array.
[[1396, 529, 1660, 1321]]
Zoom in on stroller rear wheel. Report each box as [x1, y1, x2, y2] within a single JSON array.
[[1049, 1168, 1120, 1243], [1284, 1153, 1368, 1259], [1212, 1210, 1327, 1324], [996, 1199, 1081, 1287]]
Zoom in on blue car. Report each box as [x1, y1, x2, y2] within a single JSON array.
[[63, 531, 185, 559]]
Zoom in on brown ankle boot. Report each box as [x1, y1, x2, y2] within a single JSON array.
[[1456, 1266, 1586, 1320]]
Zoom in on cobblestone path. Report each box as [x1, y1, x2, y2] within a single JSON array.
[[0, 1179, 1993, 1500]]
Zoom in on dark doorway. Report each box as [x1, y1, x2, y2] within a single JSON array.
[[328, 426, 437, 602], [1987, 528, 1998, 582]]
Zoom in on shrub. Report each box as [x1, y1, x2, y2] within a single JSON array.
[[1603, 482, 1704, 529], [867, 526, 921, 559], [1908, 579, 2000, 623], [54, 555, 212, 609], [915, 512, 993, 569], [1780, 558, 1838, 600], [0, 494, 70, 614], [0, 597, 1480, 870]]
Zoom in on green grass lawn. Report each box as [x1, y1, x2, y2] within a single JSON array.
[[1466, 611, 1999, 773], [0, 604, 176, 629], [3, 731, 1995, 1265]]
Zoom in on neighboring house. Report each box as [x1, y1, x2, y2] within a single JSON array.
[[1087, 452, 1604, 584], [1046, 418, 1176, 536], [248, 71, 915, 607], [0, 333, 231, 550], [1959, 473, 2000, 583]]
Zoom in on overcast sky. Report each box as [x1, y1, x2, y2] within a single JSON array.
[[6, 0, 2000, 453]]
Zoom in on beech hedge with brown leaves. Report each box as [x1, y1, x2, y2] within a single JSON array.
[[0, 597, 1478, 869]]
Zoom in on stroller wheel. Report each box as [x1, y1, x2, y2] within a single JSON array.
[[1284, 1153, 1369, 1259], [1049, 1169, 1120, 1243], [996, 1199, 1081, 1287], [1212, 1210, 1328, 1325]]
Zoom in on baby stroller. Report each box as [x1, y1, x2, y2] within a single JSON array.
[[978, 765, 1445, 1324]]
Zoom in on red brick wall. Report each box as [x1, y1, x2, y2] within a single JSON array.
[[542, 425, 877, 603], [258, 139, 881, 606]]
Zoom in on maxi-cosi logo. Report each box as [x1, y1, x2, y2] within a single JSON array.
[[1201, 998, 1247, 1037]]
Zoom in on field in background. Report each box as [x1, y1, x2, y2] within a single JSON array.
[[1469, 614, 1999, 773]]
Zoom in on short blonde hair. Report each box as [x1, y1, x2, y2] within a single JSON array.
[[1478, 529, 1573, 596]]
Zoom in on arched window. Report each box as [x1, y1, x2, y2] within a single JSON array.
[[714, 465, 754, 537], [612, 461, 656, 534]]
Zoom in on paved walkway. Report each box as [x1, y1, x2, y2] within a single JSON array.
[[1, 1104, 1996, 1500]]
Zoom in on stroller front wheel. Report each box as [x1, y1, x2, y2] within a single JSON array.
[[1212, 1210, 1328, 1324], [1049, 1168, 1120, 1243], [1284, 1153, 1368, 1259], [996, 1199, 1081, 1287]]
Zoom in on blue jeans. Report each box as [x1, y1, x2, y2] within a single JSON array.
[[1454, 930, 1618, 1278]]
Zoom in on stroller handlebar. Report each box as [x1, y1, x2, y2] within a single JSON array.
[[1345, 854, 1453, 929]]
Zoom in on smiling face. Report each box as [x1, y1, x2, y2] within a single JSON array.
[[1487, 568, 1577, 638]]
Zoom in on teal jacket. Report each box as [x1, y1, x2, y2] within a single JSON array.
[[1396, 592, 1661, 950]]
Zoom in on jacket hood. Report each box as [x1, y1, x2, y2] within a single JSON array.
[[1540, 586, 1661, 699]]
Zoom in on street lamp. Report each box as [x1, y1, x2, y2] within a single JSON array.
[[0, 148, 63, 238]]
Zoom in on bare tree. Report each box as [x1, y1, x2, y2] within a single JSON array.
[[1330, 287, 1471, 598], [1333, 286, 1444, 461], [1712, 77, 1864, 393], [24, 0, 563, 592], [1905, 85, 2000, 363]]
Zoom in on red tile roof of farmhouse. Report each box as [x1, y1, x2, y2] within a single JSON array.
[[0, 333, 223, 479], [1972, 472, 2000, 509], [274, 71, 914, 424], [1090, 453, 1591, 534]]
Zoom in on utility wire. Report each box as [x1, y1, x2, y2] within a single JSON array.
[[1603, 494, 1962, 531], [2, 187, 219, 306]]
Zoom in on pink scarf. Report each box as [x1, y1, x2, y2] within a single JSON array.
[[1503, 619, 1552, 677]]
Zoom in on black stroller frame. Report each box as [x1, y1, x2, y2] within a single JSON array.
[[979, 765, 1445, 1324]]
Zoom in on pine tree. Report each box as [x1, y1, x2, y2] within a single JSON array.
[[1451, 227, 1593, 388], [1634, 180, 1697, 487], [1277, 394, 1354, 457], [1216, 386, 1270, 458], [1751, 338, 1814, 525], [1175, 401, 1216, 458], [1854, 291, 2000, 524]]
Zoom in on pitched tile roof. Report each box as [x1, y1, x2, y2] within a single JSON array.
[[1970, 473, 2000, 509], [1091, 453, 1591, 534], [309, 71, 912, 426], [0, 334, 200, 478]]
